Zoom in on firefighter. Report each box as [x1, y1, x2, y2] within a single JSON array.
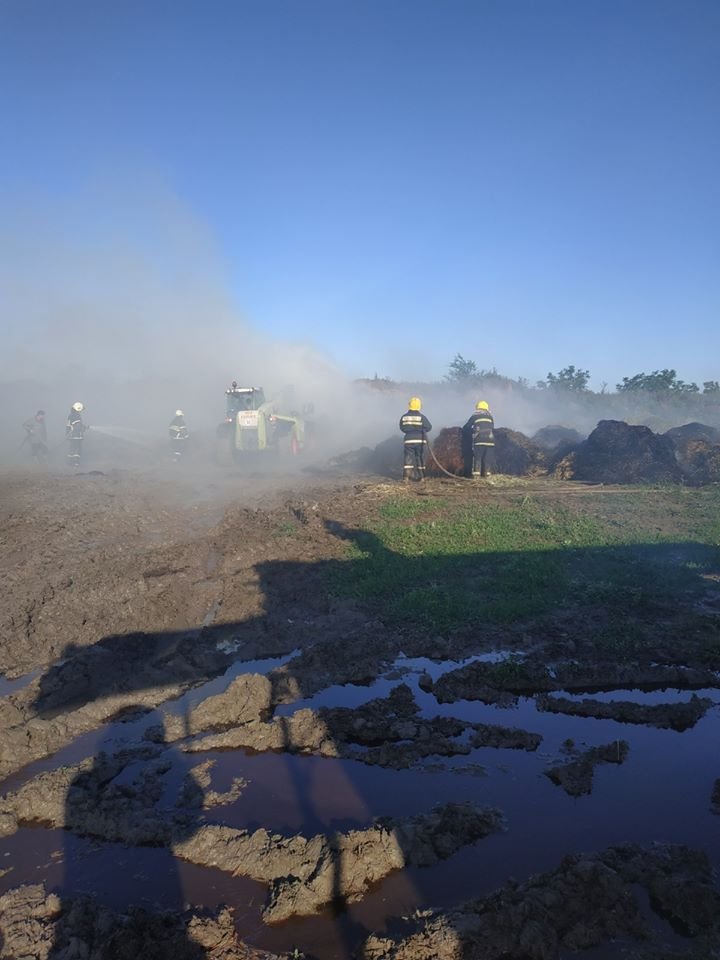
[[168, 410, 189, 459], [65, 402, 86, 467], [399, 397, 432, 482], [22, 410, 48, 462], [463, 400, 495, 479]]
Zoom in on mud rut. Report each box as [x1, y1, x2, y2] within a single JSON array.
[[0, 468, 719, 959]]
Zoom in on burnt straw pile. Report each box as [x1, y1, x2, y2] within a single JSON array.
[[532, 424, 585, 450], [556, 419, 720, 485], [665, 422, 720, 485], [426, 426, 468, 476], [495, 427, 548, 476], [426, 427, 547, 478], [554, 420, 682, 484], [348, 418, 720, 485]]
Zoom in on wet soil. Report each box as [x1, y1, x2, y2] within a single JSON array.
[[1, 467, 719, 959], [0, 881, 279, 959], [536, 693, 715, 731], [361, 844, 720, 959], [544, 740, 630, 797]]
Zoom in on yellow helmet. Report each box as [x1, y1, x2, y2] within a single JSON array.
[[476, 400, 490, 411], [409, 397, 421, 411]]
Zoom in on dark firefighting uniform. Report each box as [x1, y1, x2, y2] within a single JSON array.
[[66, 411, 86, 466], [23, 415, 48, 460], [399, 410, 432, 480], [168, 415, 189, 455], [464, 409, 495, 477]]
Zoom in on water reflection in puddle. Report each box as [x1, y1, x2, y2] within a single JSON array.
[[166, 650, 299, 716], [0, 668, 41, 699], [1, 656, 718, 960], [0, 651, 297, 794]]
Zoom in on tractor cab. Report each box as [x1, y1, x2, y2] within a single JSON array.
[[225, 386, 266, 417], [217, 383, 307, 461]]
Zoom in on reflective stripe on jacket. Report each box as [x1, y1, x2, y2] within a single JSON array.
[[66, 415, 85, 440], [464, 411, 494, 446], [399, 411, 432, 443]]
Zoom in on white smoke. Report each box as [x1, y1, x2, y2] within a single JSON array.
[[2, 178, 716, 471], [0, 179, 364, 460]]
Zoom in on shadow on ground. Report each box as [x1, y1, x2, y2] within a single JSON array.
[[1, 524, 719, 958]]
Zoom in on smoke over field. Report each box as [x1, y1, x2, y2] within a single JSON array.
[[2, 183, 719, 473], [0, 182, 379, 462], [3, 186, 720, 960]]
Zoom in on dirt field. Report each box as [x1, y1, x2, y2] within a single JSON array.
[[1, 462, 719, 959]]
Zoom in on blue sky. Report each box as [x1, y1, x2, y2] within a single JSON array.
[[2, 0, 719, 388]]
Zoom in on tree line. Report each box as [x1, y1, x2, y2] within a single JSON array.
[[444, 354, 720, 397]]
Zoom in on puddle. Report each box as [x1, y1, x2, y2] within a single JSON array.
[[558, 686, 719, 705], [274, 677, 396, 716], [169, 695, 720, 955], [165, 650, 298, 716], [391, 650, 519, 679], [274, 651, 522, 716], [0, 826, 265, 919], [384, 650, 525, 683], [0, 668, 41, 699], [1, 663, 719, 960], [0, 654, 298, 794]]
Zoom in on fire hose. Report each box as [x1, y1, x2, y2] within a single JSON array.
[[426, 441, 477, 482]]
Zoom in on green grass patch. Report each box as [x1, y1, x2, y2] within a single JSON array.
[[329, 489, 720, 639], [271, 520, 300, 538], [377, 496, 449, 521]]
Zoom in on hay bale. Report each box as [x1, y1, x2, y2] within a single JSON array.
[[532, 425, 584, 450], [665, 422, 720, 446], [674, 439, 720, 485], [494, 428, 547, 476], [428, 427, 548, 477], [545, 440, 583, 476], [367, 436, 404, 478], [556, 420, 681, 484], [553, 452, 576, 480], [330, 437, 403, 478], [665, 422, 720, 485], [427, 427, 469, 477]]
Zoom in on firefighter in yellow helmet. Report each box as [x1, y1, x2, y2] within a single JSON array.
[[399, 397, 432, 482], [463, 400, 495, 479]]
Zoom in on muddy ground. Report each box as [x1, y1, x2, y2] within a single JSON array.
[[0, 462, 719, 959]]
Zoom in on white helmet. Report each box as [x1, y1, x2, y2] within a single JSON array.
[[72, 402, 84, 412], [175, 409, 184, 417]]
